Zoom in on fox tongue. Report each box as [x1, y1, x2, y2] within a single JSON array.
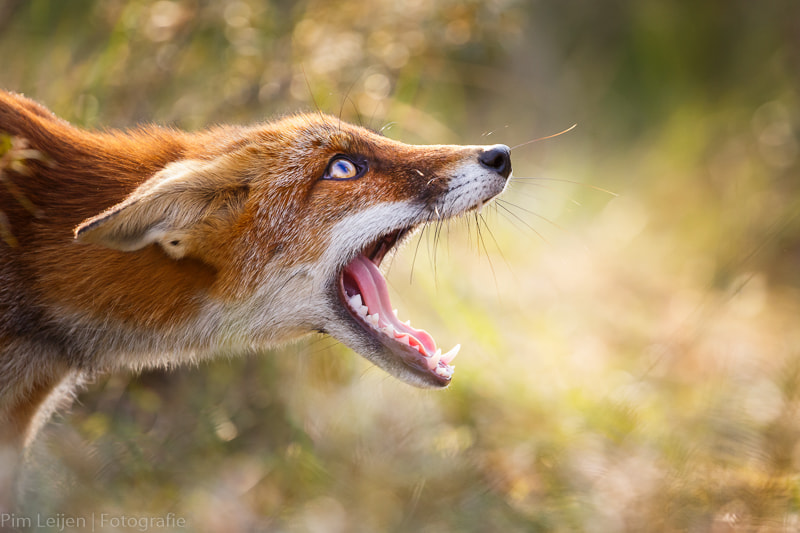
[[343, 254, 437, 356]]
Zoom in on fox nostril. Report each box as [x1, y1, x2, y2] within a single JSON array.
[[478, 144, 512, 179]]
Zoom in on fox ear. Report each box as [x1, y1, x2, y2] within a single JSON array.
[[74, 158, 250, 260]]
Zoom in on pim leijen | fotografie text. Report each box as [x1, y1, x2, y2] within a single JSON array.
[[1, 512, 187, 531]]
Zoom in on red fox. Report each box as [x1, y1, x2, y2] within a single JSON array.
[[0, 90, 510, 505]]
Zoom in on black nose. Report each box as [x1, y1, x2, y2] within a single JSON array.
[[478, 144, 512, 179]]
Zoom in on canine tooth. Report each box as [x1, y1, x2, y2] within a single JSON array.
[[348, 294, 362, 309], [441, 344, 461, 365], [428, 349, 442, 369], [427, 348, 441, 360]]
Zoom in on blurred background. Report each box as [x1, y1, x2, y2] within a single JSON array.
[[2, 0, 800, 531]]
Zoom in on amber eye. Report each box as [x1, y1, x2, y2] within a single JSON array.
[[323, 156, 367, 181]]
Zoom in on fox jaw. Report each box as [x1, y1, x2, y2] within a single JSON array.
[[69, 114, 511, 389]]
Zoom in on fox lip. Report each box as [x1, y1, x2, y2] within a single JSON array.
[[334, 224, 458, 388]]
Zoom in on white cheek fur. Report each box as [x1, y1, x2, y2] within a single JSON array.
[[319, 202, 420, 272], [435, 160, 509, 218]]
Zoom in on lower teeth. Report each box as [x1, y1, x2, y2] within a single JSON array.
[[347, 293, 457, 373], [436, 366, 453, 377]]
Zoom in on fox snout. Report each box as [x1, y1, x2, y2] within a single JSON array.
[[307, 135, 513, 389]]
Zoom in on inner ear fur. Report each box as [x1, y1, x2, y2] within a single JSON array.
[[74, 157, 251, 260]]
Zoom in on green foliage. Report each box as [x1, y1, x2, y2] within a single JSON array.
[[3, 0, 800, 531]]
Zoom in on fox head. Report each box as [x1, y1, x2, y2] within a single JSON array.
[[73, 114, 511, 388]]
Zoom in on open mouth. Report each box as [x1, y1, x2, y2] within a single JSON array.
[[336, 227, 460, 386]]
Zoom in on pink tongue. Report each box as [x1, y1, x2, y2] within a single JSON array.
[[344, 255, 437, 356]]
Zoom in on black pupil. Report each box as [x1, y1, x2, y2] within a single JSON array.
[[336, 160, 352, 175]]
